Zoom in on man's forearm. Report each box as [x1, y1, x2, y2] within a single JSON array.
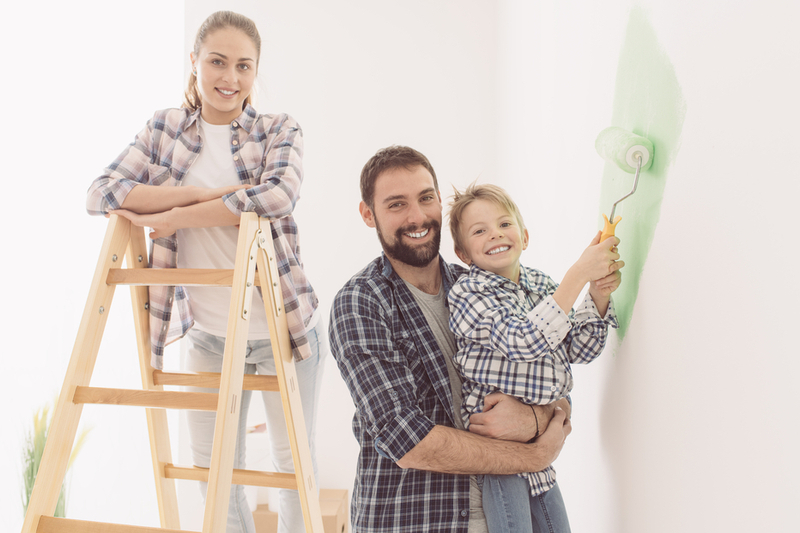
[[397, 408, 569, 475]]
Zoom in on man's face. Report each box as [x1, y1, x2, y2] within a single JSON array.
[[360, 165, 443, 268]]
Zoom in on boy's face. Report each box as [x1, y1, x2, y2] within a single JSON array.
[[455, 199, 528, 283]]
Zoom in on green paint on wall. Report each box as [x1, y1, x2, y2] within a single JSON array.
[[599, 6, 686, 339]]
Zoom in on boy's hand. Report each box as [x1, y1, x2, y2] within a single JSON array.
[[573, 231, 624, 284], [589, 270, 622, 299]]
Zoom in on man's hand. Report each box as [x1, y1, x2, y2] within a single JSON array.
[[468, 393, 536, 441], [469, 393, 572, 443], [536, 397, 571, 436], [110, 208, 177, 239], [531, 407, 571, 465], [469, 392, 565, 442]]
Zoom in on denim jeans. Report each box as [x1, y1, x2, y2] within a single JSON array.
[[184, 322, 326, 533], [483, 475, 571, 533]]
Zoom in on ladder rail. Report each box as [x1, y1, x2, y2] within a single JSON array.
[[128, 225, 181, 528], [21, 216, 132, 533], [254, 220, 325, 532], [200, 213, 261, 532], [22, 213, 324, 533]]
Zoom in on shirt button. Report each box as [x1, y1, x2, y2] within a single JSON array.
[[232, 140, 238, 145], [460, 510, 467, 517], [550, 385, 557, 392], [232, 121, 238, 127], [233, 155, 239, 161]]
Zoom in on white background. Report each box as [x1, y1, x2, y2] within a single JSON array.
[[2, 1, 798, 532]]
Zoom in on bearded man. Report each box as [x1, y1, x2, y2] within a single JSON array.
[[329, 146, 572, 533]]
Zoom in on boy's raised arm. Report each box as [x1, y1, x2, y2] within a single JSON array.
[[554, 232, 622, 314]]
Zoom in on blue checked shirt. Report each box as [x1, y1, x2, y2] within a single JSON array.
[[330, 254, 473, 533], [86, 105, 318, 369], [448, 264, 618, 496]]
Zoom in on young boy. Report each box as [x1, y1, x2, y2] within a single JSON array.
[[447, 183, 623, 533]]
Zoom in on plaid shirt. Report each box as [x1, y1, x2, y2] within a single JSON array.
[[448, 264, 618, 496], [330, 254, 472, 533], [86, 105, 317, 369]]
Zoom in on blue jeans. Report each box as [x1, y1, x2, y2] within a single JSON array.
[[483, 475, 571, 533], [185, 322, 326, 533]]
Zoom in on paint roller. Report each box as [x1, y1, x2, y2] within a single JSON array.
[[595, 126, 654, 242]]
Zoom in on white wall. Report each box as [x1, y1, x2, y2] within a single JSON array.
[[1, 1, 185, 530], [497, 1, 800, 532]]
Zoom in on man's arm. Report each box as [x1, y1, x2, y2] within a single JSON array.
[[396, 407, 570, 474]]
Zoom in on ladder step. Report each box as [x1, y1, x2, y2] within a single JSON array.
[[106, 268, 262, 287], [37, 516, 184, 533], [153, 370, 279, 391], [73, 387, 218, 411], [165, 464, 298, 490]]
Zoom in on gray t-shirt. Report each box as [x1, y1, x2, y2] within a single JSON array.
[[403, 280, 488, 533]]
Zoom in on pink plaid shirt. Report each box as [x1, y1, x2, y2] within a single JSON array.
[[87, 104, 318, 369]]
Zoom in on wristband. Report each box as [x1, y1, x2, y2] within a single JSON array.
[[529, 404, 539, 442]]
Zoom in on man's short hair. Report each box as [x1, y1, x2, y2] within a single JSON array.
[[360, 146, 438, 209], [448, 182, 527, 255]]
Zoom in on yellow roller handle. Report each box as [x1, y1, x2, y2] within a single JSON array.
[[601, 213, 621, 243]]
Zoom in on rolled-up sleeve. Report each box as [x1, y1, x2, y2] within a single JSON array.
[[222, 114, 303, 219], [330, 284, 435, 462], [566, 293, 619, 364], [86, 121, 154, 215]]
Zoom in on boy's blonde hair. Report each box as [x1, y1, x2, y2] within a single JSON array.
[[448, 182, 527, 255]]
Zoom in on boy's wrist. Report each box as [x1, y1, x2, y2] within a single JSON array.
[[561, 266, 590, 295]]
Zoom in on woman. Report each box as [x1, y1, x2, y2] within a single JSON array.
[[86, 11, 324, 533]]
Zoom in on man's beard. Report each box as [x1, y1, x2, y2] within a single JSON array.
[[376, 219, 441, 268]]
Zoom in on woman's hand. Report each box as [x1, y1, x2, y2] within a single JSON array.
[[110, 209, 177, 239], [195, 184, 252, 204]]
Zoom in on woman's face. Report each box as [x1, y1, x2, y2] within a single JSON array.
[[191, 27, 258, 125]]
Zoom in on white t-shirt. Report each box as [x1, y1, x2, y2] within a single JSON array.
[[176, 117, 272, 339]]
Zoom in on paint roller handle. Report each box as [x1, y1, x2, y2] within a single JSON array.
[[601, 213, 621, 243]]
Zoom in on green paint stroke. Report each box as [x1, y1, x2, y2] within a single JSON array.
[[599, 6, 686, 339]]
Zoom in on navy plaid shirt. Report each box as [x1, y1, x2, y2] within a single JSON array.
[[330, 254, 472, 533], [448, 264, 618, 495]]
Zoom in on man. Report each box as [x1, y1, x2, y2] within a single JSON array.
[[329, 146, 571, 532]]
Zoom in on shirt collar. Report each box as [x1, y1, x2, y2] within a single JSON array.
[[468, 263, 548, 294], [379, 253, 460, 293], [184, 103, 258, 132]]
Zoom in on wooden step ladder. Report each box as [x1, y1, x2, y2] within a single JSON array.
[[22, 213, 324, 533]]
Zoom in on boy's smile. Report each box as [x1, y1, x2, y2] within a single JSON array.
[[456, 199, 529, 283]]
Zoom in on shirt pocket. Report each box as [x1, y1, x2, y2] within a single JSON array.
[[239, 142, 265, 181]]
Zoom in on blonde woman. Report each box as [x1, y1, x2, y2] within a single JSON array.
[[86, 11, 324, 533]]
